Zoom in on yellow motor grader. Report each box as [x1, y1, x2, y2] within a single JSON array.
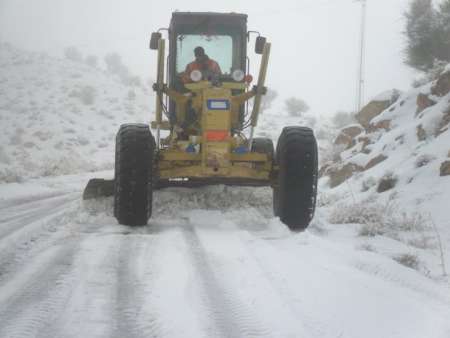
[[84, 12, 318, 230]]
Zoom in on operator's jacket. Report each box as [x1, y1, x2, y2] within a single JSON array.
[[182, 57, 222, 83]]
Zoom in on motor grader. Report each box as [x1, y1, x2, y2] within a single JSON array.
[[83, 12, 318, 230]]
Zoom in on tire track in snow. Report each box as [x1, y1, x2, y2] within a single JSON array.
[[112, 231, 162, 338], [181, 214, 306, 338], [0, 240, 80, 338], [235, 230, 337, 338], [0, 192, 117, 338], [0, 192, 79, 240], [41, 232, 123, 338], [181, 223, 252, 338], [0, 197, 80, 286], [0, 190, 72, 211]]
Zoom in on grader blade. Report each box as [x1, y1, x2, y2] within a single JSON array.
[[82, 178, 114, 200]]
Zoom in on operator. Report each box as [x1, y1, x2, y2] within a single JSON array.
[[182, 46, 222, 83]]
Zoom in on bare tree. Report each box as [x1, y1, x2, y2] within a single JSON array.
[[64, 46, 82, 63], [332, 111, 356, 128], [261, 89, 278, 112], [285, 97, 310, 116]]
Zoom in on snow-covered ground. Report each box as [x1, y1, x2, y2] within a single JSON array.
[[1, 44, 450, 337], [320, 70, 450, 282], [1, 174, 450, 338], [0, 43, 153, 182]]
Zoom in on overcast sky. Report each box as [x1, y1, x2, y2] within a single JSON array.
[[0, 0, 418, 115]]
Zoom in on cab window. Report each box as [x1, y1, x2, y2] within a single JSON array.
[[176, 34, 233, 74]]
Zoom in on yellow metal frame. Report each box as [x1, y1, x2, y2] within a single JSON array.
[[151, 38, 273, 185]]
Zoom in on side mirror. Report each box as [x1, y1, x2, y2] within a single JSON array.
[[255, 36, 267, 54], [150, 32, 162, 50]]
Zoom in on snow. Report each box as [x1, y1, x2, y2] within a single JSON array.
[[321, 71, 450, 284], [445, 63, 450, 73], [0, 43, 153, 182], [0, 175, 450, 337], [1, 43, 450, 337], [370, 89, 400, 102]]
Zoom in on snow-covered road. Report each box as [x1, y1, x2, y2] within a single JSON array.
[[0, 174, 449, 338]]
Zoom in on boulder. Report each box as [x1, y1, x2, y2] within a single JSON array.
[[431, 71, 450, 97], [416, 93, 436, 116], [334, 125, 364, 148], [327, 163, 364, 188], [436, 106, 450, 136], [365, 154, 387, 171], [356, 100, 391, 129], [333, 133, 352, 147], [357, 136, 372, 153], [319, 162, 331, 178], [416, 124, 427, 141], [368, 119, 391, 133], [440, 161, 450, 176], [342, 125, 364, 138]]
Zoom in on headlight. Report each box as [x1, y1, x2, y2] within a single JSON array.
[[232, 69, 245, 82], [190, 70, 202, 82]]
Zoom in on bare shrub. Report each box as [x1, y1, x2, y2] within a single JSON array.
[[358, 223, 386, 237], [358, 243, 376, 252], [320, 144, 345, 165], [415, 154, 436, 168], [0, 146, 11, 165], [332, 111, 356, 128], [127, 90, 136, 101], [330, 198, 427, 239], [329, 199, 386, 225], [69, 86, 97, 105], [387, 211, 426, 232], [377, 172, 398, 193], [393, 253, 420, 270], [85, 55, 98, 68], [0, 168, 24, 183], [315, 126, 336, 142], [123, 76, 142, 87], [408, 235, 435, 249], [317, 192, 341, 207], [361, 177, 377, 192]]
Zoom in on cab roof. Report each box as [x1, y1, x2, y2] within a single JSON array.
[[170, 12, 248, 31]]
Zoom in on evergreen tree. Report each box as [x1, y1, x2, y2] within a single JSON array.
[[404, 0, 436, 71], [435, 0, 450, 63]]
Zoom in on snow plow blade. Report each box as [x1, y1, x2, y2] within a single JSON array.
[[82, 178, 114, 200]]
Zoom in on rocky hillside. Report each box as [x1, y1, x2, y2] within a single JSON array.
[[321, 67, 450, 210], [318, 67, 450, 279], [0, 43, 153, 182]]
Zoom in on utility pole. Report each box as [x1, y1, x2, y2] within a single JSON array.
[[356, 0, 367, 113]]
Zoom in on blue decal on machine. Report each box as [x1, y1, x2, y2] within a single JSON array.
[[207, 99, 230, 110]]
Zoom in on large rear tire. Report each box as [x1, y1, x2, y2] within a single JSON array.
[[274, 127, 318, 230], [114, 124, 155, 226]]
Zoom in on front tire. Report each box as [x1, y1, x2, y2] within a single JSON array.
[[114, 124, 155, 226], [275, 127, 318, 230]]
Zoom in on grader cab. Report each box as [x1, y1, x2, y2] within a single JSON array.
[[84, 12, 318, 230]]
